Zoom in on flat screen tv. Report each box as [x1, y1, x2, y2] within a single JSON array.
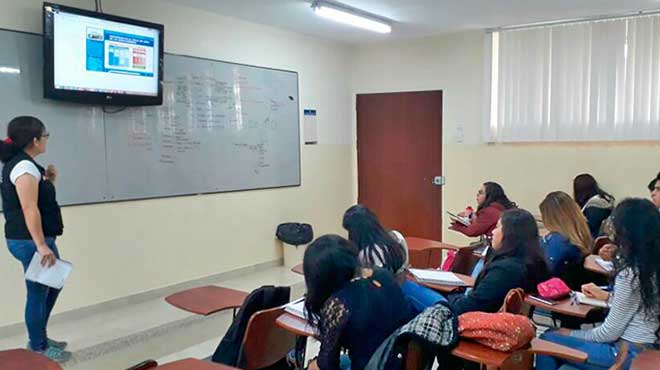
[[43, 2, 164, 106]]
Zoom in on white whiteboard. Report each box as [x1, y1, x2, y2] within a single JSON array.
[[0, 29, 301, 205]]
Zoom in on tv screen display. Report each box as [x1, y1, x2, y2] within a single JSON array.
[[43, 2, 164, 106]]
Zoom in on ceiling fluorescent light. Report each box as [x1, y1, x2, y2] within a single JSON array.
[[311, 1, 391, 34]]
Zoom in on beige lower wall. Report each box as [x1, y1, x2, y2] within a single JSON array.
[[0, 144, 354, 326]]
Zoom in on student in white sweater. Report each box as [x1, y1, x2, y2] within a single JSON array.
[[537, 198, 660, 370]]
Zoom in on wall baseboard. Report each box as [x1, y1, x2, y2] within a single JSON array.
[[0, 258, 283, 338]]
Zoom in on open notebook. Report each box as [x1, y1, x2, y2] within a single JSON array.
[[574, 292, 610, 308], [283, 297, 307, 319], [409, 268, 467, 286], [594, 257, 614, 272]]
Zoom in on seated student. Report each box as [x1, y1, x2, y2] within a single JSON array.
[[573, 174, 615, 238], [342, 204, 445, 313], [448, 209, 549, 315], [539, 191, 592, 286], [450, 182, 517, 238], [304, 235, 414, 370], [596, 172, 660, 261], [649, 172, 660, 210], [342, 205, 408, 280], [537, 198, 660, 370]]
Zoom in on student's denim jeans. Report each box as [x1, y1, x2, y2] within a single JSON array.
[[6, 237, 61, 351], [401, 280, 447, 314], [537, 330, 652, 370]]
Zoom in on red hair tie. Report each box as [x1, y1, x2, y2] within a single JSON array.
[[4, 137, 13, 145]]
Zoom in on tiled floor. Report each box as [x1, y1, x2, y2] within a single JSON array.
[[0, 264, 305, 370]]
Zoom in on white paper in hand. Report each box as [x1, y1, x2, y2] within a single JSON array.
[[25, 253, 73, 289]]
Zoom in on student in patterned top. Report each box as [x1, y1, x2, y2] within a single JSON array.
[[304, 235, 414, 370], [537, 198, 660, 370]]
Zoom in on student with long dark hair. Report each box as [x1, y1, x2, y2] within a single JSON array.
[[448, 209, 549, 315], [450, 182, 516, 238], [573, 174, 615, 238], [343, 204, 446, 313], [649, 172, 660, 210], [1, 116, 69, 362], [304, 235, 413, 370], [342, 205, 407, 278], [537, 198, 660, 370]]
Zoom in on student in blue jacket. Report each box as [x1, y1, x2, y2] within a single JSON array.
[[539, 191, 592, 287]]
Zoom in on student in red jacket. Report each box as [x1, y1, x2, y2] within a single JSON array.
[[451, 182, 517, 238]]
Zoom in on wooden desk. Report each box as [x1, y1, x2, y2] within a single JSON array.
[[631, 350, 660, 370], [0, 349, 63, 370], [275, 312, 317, 338], [157, 358, 239, 369], [409, 272, 475, 293], [165, 286, 248, 316], [584, 255, 613, 276], [451, 338, 587, 369], [525, 295, 596, 318], [291, 263, 304, 275], [405, 237, 465, 268]]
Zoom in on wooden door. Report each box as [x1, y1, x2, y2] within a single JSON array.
[[356, 91, 443, 240]]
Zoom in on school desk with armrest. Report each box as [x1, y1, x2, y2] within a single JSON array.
[[408, 271, 476, 293], [405, 237, 465, 269], [451, 337, 588, 370], [165, 286, 248, 316], [125, 359, 158, 370], [524, 295, 597, 319], [291, 263, 304, 275], [631, 349, 660, 370], [155, 358, 240, 369], [584, 254, 613, 276], [0, 349, 63, 370]]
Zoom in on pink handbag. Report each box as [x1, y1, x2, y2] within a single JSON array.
[[537, 277, 571, 300]]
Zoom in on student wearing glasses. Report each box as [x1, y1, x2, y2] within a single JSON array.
[[0, 116, 69, 363], [450, 182, 517, 239]]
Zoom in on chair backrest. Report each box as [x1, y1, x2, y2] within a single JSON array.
[[408, 247, 434, 268], [499, 288, 525, 314], [631, 349, 660, 370], [404, 340, 427, 370], [240, 307, 297, 370], [450, 246, 482, 275], [125, 360, 158, 370], [608, 342, 628, 370]]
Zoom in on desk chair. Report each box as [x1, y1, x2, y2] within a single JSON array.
[[630, 349, 660, 370], [240, 307, 298, 370]]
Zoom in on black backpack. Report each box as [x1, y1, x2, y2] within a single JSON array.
[[212, 285, 291, 366], [276, 223, 313, 246]]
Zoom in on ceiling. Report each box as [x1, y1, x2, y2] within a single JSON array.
[[164, 0, 660, 44]]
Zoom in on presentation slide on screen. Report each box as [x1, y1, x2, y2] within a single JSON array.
[[53, 10, 160, 96]]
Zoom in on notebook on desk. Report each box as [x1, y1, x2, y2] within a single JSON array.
[[594, 257, 614, 272], [409, 268, 467, 286], [283, 297, 307, 319], [574, 292, 609, 308]]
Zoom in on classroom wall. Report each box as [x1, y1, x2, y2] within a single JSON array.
[[0, 0, 356, 327], [351, 31, 660, 245]]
